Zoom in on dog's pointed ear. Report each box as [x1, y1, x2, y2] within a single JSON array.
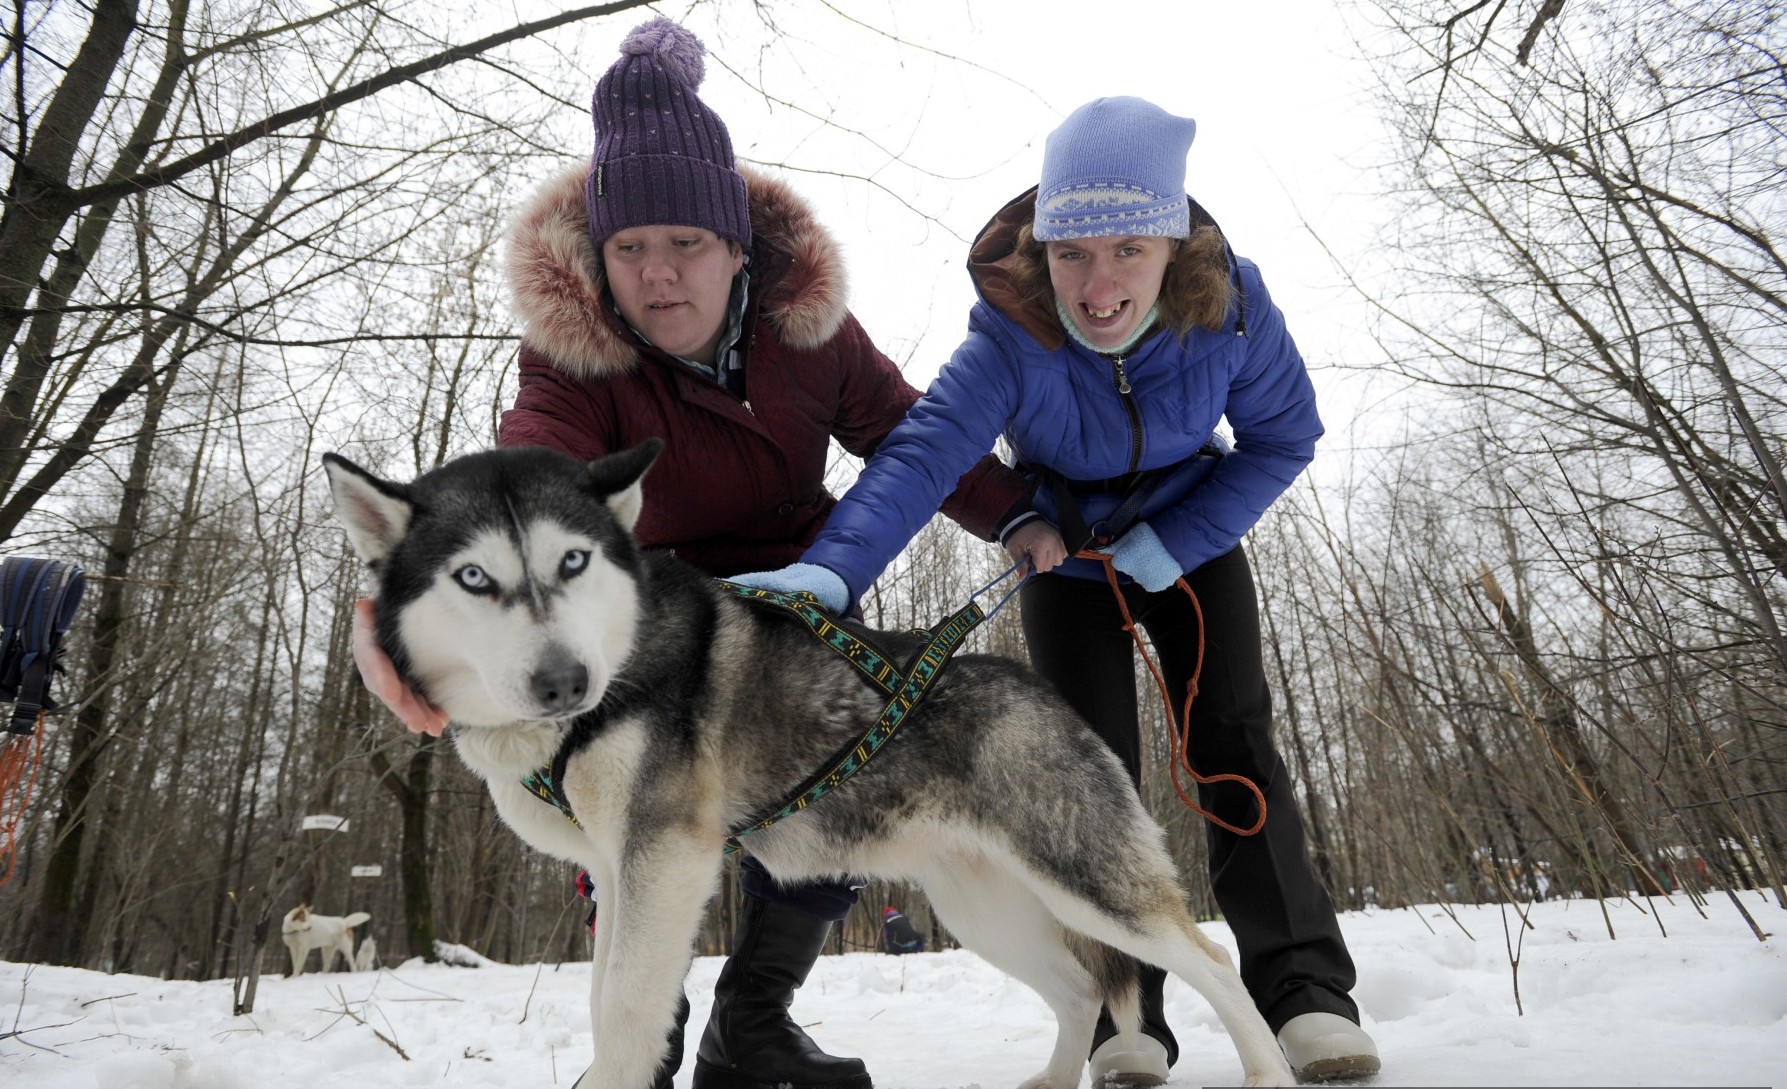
[[323, 454, 414, 565], [587, 438, 662, 532]]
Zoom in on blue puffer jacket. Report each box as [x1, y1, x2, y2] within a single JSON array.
[[802, 189, 1323, 601]]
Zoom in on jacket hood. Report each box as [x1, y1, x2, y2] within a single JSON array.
[[966, 186, 1067, 351], [505, 163, 849, 379]]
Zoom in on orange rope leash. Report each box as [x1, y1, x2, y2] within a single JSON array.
[[1079, 549, 1267, 837], [0, 713, 48, 888]]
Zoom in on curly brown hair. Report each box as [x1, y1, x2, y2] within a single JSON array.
[[1006, 222, 1232, 337]]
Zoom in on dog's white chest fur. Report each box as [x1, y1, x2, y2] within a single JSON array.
[[455, 716, 649, 868]]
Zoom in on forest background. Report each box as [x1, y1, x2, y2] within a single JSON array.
[[0, 0, 1780, 1005]]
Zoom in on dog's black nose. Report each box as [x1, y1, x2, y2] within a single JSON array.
[[529, 662, 589, 713]]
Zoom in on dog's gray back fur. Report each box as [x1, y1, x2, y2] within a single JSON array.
[[625, 553, 1159, 909]]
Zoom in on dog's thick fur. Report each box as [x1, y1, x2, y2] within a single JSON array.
[[281, 905, 372, 977], [323, 442, 1295, 1088]]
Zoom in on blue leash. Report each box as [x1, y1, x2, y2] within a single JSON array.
[[970, 560, 1029, 624]]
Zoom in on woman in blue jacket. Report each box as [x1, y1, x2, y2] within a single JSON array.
[[739, 97, 1378, 1086]]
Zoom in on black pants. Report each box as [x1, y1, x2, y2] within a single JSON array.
[[1019, 546, 1358, 1032], [739, 857, 858, 922]]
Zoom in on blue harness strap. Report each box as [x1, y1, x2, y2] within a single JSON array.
[[1, 557, 87, 736]]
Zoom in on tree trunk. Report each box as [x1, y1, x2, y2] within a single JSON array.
[[23, 327, 185, 964], [372, 735, 439, 961], [0, 0, 139, 367], [1478, 566, 1667, 896], [0, 0, 186, 501], [400, 736, 439, 960]]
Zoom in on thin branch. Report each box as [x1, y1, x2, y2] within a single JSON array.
[[1516, 0, 1567, 66], [43, 1, 652, 218]]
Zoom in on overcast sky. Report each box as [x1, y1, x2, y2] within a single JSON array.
[[528, 1, 1401, 460]]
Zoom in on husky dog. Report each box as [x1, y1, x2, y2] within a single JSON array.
[[323, 442, 1295, 1089], [281, 905, 371, 977]]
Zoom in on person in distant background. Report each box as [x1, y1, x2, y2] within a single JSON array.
[[877, 906, 925, 956], [733, 96, 1380, 1087], [351, 17, 1030, 1089]]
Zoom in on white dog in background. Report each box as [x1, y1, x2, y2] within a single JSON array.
[[281, 905, 372, 977], [353, 933, 380, 972]]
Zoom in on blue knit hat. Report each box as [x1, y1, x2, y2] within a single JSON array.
[[1032, 97, 1196, 241], [586, 17, 751, 250]]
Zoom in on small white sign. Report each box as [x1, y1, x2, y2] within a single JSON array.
[[350, 865, 383, 878], [301, 814, 349, 832]]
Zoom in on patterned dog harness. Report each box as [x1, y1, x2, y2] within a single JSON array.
[[520, 582, 985, 851]]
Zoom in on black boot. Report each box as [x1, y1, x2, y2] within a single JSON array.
[[692, 898, 872, 1089], [572, 991, 689, 1089]]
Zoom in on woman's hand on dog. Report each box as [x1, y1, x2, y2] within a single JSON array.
[[1004, 521, 1068, 577], [352, 598, 450, 736]]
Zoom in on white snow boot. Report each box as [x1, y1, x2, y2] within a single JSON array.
[[1088, 1031, 1170, 1087], [1276, 1011, 1380, 1082]]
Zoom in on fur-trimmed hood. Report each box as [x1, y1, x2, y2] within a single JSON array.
[[505, 164, 850, 380]]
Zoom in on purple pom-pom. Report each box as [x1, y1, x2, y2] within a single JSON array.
[[619, 16, 706, 88]]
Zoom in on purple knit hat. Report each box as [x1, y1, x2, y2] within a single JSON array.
[[586, 17, 751, 250]]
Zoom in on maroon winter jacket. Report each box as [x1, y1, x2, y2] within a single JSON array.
[[498, 165, 1029, 577]]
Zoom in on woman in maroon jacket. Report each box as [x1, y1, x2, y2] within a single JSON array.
[[499, 153, 1023, 584], [352, 17, 1028, 1089]]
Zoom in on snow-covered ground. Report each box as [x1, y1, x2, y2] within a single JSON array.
[[4, 893, 1782, 1087]]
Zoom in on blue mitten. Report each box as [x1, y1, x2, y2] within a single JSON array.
[[727, 563, 850, 613], [1108, 523, 1184, 592]]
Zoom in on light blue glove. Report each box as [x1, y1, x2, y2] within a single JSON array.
[[727, 563, 850, 613], [1108, 523, 1184, 592]]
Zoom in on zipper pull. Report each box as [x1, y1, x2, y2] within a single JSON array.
[[1112, 356, 1132, 395]]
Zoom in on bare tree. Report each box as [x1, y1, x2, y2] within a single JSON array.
[[0, 0, 654, 541], [1, 0, 659, 971], [1325, 0, 1785, 906]]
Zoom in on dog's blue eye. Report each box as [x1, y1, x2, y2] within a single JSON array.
[[561, 550, 590, 577], [455, 565, 493, 593]]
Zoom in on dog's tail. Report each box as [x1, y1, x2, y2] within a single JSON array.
[[1065, 930, 1143, 1011], [344, 912, 371, 928]]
